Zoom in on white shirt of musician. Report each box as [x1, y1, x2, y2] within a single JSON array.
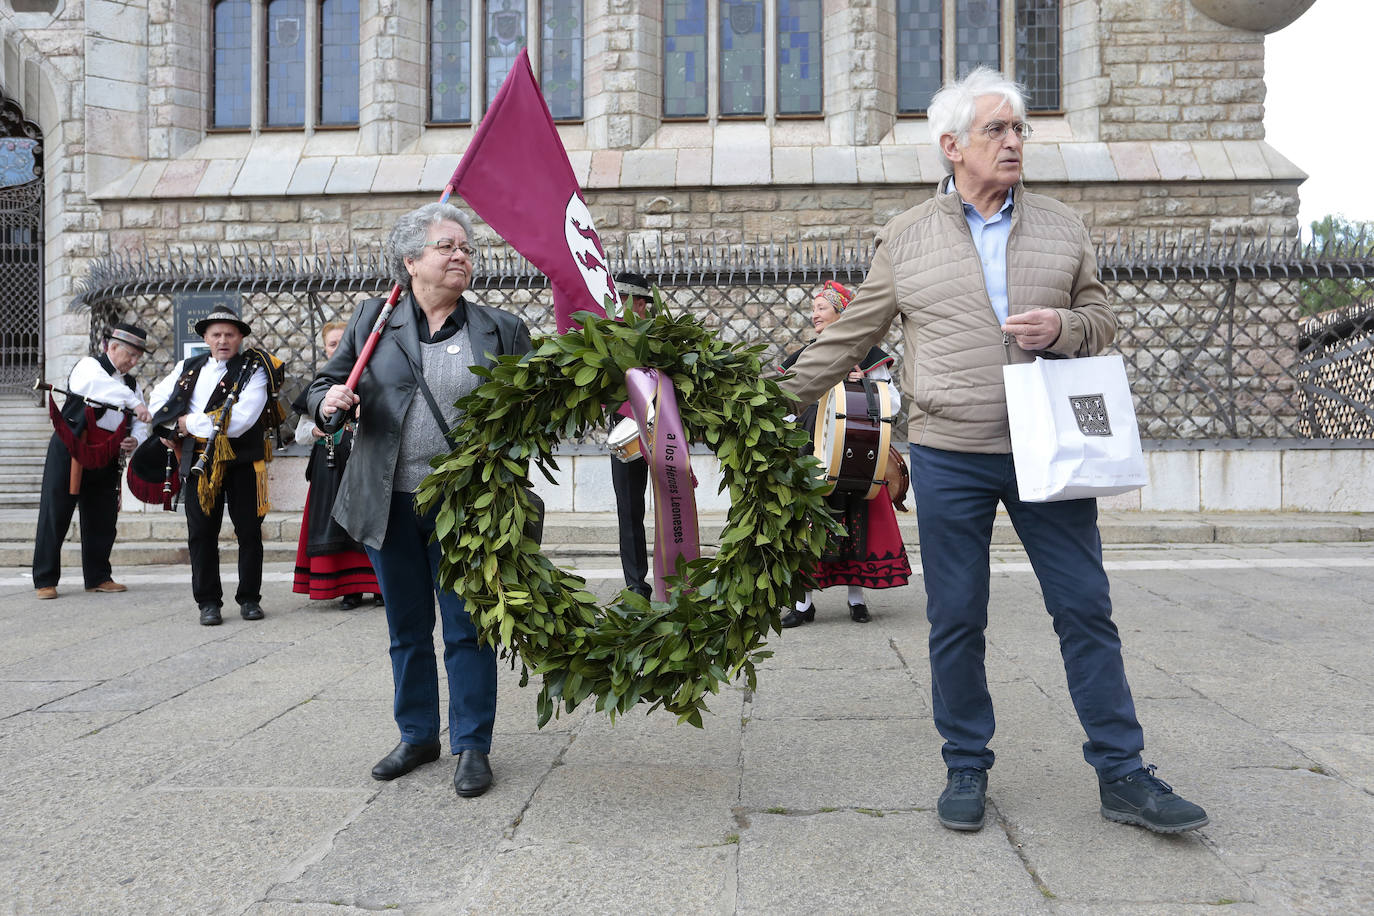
[[67, 356, 151, 443], [148, 357, 268, 440]]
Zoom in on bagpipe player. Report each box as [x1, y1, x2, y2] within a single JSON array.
[[32, 323, 154, 599], [146, 307, 286, 627]]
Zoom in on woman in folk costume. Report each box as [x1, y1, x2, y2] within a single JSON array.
[[779, 280, 911, 626], [291, 321, 382, 609]]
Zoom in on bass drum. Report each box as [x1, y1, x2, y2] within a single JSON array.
[[813, 378, 892, 501]]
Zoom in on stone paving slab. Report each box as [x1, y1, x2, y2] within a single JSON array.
[[738, 810, 1052, 913], [456, 842, 735, 915], [1, 542, 1372, 912]]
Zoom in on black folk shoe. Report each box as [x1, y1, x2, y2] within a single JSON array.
[[780, 604, 816, 628], [849, 602, 870, 623], [371, 740, 442, 781], [1100, 765, 1209, 833]]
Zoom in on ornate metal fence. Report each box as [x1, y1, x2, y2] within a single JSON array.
[[72, 232, 1374, 446]]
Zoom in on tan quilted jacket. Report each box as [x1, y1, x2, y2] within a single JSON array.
[[780, 177, 1114, 453]]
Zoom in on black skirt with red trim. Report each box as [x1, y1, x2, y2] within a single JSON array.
[[814, 487, 911, 590], [292, 438, 379, 600]]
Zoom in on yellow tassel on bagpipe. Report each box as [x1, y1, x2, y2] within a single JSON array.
[[197, 430, 237, 515]]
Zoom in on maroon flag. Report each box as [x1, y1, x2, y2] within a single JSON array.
[[449, 49, 618, 332]]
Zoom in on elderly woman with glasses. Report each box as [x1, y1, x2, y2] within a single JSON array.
[[307, 202, 533, 798]]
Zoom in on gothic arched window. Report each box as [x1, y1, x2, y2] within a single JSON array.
[[428, 0, 584, 125], [897, 0, 1061, 114], [211, 0, 253, 129]]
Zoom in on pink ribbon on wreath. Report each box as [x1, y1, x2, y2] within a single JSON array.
[[624, 368, 700, 601]]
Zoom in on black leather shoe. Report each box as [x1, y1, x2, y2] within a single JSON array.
[[338, 593, 363, 610], [849, 602, 870, 623], [199, 603, 222, 626], [372, 593, 386, 606], [454, 750, 493, 797], [371, 740, 442, 781], [239, 601, 265, 621], [780, 603, 816, 628]]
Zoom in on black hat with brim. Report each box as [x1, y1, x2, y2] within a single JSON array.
[[194, 309, 252, 337], [106, 322, 154, 353]]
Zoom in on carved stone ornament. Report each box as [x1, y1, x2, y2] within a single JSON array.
[[1190, 0, 1318, 33]]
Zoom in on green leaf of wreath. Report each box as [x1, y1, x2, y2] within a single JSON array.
[[414, 300, 840, 727]]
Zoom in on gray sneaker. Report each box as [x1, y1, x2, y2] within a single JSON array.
[[938, 767, 988, 831], [1100, 765, 1209, 833]]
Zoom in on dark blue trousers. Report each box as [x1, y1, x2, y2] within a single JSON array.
[[909, 445, 1144, 781], [365, 491, 497, 754]]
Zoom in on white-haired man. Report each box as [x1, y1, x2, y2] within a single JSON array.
[[33, 323, 153, 598], [777, 68, 1207, 834]]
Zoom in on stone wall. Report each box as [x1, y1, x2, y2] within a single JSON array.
[[88, 179, 1300, 258], [1099, 0, 1266, 142]]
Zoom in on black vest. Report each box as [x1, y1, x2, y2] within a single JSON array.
[[151, 352, 268, 465], [60, 354, 136, 436]]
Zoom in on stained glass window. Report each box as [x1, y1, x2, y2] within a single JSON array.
[[485, 0, 527, 112], [897, 0, 942, 113], [1016, 0, 1059, 111], [720, 1, 764, 116], [319, 0, 360, 125], [267, 0, 307, 127], [955, 0, 1000, 76], [776, 0, 821, 116], [540, 0, 583, 120], [431, 0, 472, 123], [664, 0, 707, 118], [211, 0, 251, 129]]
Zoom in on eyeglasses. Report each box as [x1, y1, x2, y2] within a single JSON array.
[[422, 239, 474, 258], [977, 120, 1033, 142]]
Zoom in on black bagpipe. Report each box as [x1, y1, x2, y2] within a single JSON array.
[[35, 378, 133, 498], [127, 436, 181, 511], [126, 348, 283, 512], [189, 354, 259, 479]]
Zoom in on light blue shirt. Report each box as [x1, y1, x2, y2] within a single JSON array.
[[951, 180, 1015, 326]]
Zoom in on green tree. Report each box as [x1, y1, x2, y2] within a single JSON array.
[[1300, 215, 1374, 315]]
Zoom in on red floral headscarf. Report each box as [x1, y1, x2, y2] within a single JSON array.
[[819, 280, 855, 312]]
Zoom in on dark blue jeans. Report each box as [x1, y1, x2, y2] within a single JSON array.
[[909, 445, 1144, 781], [365, 491, 497, 754]]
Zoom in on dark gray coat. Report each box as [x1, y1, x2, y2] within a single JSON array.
[[306, 293, 533, 549]]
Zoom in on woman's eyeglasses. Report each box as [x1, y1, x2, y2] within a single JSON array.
[[423, 239, 474, 258]]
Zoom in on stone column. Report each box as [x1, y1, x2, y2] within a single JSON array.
[[824, 0, 895, 146], [360, 0, 424, 154], [84, 0, 149, 190], [583, 0, 659, 150]]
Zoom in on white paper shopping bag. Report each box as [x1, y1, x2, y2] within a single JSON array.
[[1003, 354, 1147, 502]]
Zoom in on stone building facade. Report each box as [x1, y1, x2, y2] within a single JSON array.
[[1, 0, 1308, 384]]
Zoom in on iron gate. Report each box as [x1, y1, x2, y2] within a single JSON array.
[[73, 231, 1374, 446], [0, 88, 44, 392]]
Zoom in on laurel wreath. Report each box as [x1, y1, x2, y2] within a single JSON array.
[[415, 304, 838, 727]]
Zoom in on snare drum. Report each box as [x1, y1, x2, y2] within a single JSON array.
[[813, 379, 893, 500], [608, 407, 656, 463]]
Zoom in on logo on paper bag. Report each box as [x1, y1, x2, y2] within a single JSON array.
[[1069, 394, 1111, 437]]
